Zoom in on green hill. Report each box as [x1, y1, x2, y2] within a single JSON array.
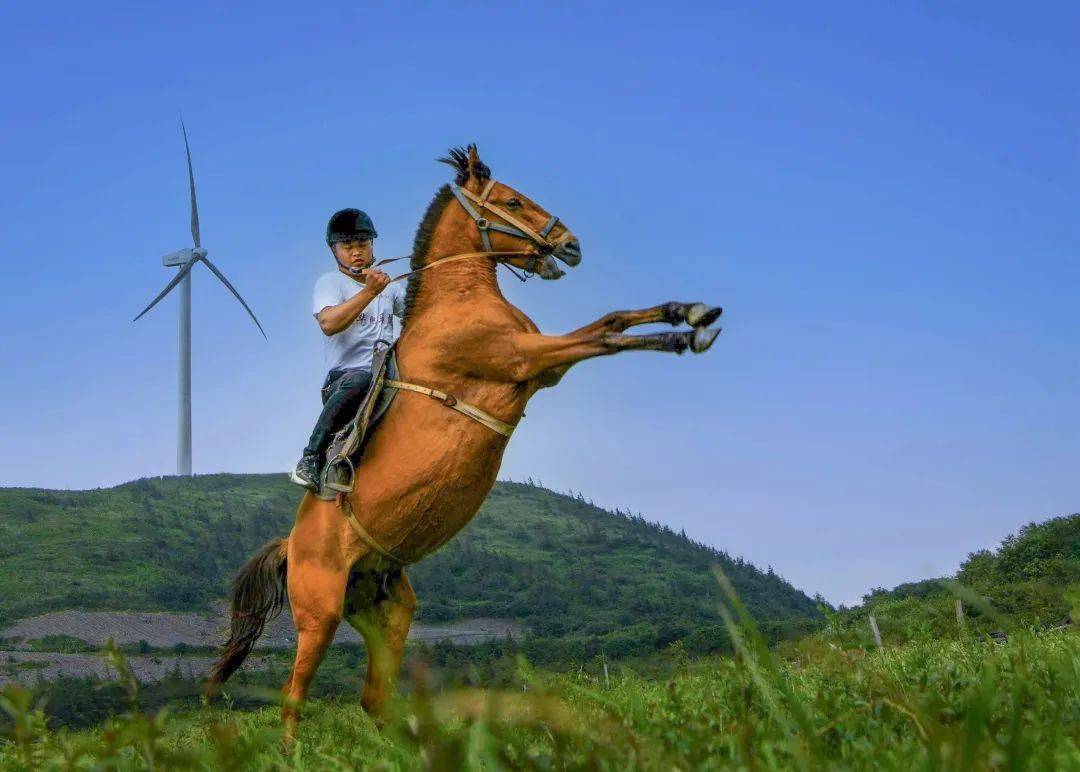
[[0, 475, 821, 655], [830, 513, 1079, 646]]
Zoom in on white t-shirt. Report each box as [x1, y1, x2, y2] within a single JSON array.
[[312, 270, 406, 371]]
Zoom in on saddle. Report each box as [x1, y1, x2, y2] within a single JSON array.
[[317, 342, 400, 501]]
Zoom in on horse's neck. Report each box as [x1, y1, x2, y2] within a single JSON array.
[[410, 213, 515, 325], [423, 255, 502, 304]]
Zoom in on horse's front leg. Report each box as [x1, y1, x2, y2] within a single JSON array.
[[568, 301, 722, 336], [506, 325, 720, 385]]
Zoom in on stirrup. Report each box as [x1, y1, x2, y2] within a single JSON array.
[[321, 456, 355, 495]]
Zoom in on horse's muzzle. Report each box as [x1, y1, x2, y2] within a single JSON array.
[[553, 237, 582, 267]]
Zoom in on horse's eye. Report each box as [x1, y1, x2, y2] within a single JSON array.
[[505, 198, 523, 210]]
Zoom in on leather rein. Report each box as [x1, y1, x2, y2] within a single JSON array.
[[370, 178, 571, 283]]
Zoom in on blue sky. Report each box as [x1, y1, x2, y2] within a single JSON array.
[[1, 2, 1077, 605]]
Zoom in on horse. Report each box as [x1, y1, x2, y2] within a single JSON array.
[[205, 145, 721, 738]]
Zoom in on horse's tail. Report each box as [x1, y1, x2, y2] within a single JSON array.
[[204, 537, 288, 695]]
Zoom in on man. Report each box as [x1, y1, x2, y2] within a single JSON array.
[[290, 208, 406, 491]]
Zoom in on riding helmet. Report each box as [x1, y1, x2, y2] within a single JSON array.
[[326, 208, 378, 245]]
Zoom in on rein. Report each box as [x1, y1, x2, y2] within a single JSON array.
[[366, 177, 569, 284], [372, 249, 538, 284]]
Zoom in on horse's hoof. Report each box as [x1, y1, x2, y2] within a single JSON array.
[[691, 327, 721, 353], [686, 303, 723, 329]]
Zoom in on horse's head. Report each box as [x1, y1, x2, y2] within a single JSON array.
[[440, 145, 581, 280]]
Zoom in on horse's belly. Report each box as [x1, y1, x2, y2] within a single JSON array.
[[350, 400, 510, 562]]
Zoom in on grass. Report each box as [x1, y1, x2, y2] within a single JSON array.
[[1, 500, 1075, 768], [2, 613, 1077, 769]]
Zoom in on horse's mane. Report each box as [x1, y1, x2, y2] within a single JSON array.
[[401, 184, 454, 328], [401, 146, 488, 328]]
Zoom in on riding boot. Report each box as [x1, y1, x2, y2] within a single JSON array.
[[291, 368, 373, 491], [290, 454, 321, 491], [290, 408, 336, 491]]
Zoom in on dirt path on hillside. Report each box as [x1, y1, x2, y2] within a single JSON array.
[[0, 650, 271, 687], [0, 609, 524, 686], [1, 608, 524, 650]]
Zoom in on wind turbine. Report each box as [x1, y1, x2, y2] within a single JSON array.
[[134, 121, 265, 476]]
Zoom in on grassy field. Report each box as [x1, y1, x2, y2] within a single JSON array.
[[2, 588, 1077, 770], [1, 485, 1075, 768]]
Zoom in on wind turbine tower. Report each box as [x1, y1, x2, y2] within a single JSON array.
[[134, 122, 265, 476]]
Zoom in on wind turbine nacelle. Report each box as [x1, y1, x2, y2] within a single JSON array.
[[162, 247, 208, 267]]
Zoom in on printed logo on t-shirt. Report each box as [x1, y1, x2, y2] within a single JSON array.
[[353, 309, 394, 328]]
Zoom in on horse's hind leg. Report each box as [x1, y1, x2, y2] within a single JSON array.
[[281, 556, 348, 742], [344, 568, 417, 718]]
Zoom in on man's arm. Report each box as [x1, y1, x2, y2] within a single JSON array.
[[316, 270, 391, 336]]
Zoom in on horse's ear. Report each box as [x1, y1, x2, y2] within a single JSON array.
[[438, 144, 491, 188], [465, 144, 491, 190]]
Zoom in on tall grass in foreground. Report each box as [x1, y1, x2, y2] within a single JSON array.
[[2, 584, 1078, 770]]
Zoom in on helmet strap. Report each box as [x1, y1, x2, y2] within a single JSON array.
[[332, 242, 374, 278]]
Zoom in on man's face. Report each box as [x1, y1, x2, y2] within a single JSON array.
[[333, 238, 374, 275]]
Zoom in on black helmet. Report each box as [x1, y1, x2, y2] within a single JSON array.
[[326, 208, 377, 245]]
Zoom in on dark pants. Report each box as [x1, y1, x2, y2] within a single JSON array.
[[302, 367, 373, 460]]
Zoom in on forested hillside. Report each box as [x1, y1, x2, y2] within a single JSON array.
[[0, 475, 821, 655], [830, 513, 1078, 645]]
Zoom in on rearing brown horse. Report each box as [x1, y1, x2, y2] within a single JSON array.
[[206, 145, 721, 737]]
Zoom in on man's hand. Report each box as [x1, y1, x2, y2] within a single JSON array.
[[362, 268, 391, 296]]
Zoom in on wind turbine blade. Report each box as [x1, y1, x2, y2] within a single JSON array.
[[180, 118, 201, 248], [199, 256, 267, 338], [133, 257, 198, 321]]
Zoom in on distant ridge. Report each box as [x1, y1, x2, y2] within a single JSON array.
[[0, 474, 822, 655]]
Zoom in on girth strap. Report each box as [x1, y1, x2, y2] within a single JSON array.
[[384, 379, 517, 437]]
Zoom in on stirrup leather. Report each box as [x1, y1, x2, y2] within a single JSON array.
[[336, 493, 405, 566]]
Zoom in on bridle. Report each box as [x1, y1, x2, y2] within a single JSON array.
[[367, 179, 571, 283], [452, 179, 569, 253]]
